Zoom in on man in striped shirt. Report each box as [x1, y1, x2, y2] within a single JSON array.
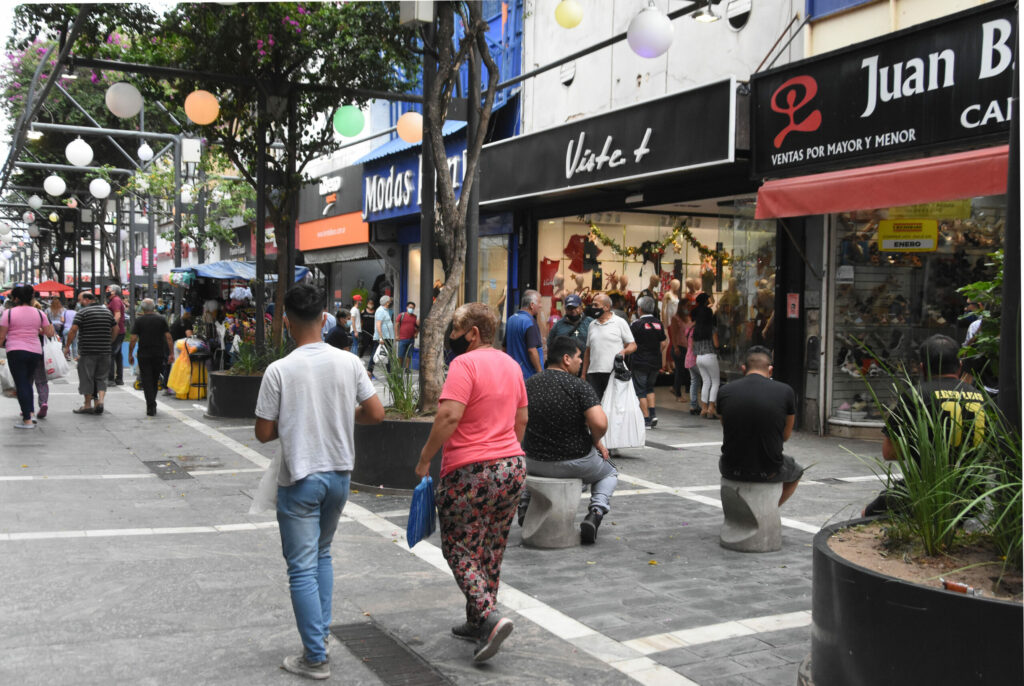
[[63, 291, 117, 415]]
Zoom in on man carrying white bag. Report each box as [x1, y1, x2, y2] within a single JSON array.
[[601, 354, 646, 450]]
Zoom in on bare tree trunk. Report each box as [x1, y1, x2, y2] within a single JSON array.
[[419, 252, 464, 413]]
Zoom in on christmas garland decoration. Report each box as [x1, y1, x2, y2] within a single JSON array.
[[584, 220, 730, 264]]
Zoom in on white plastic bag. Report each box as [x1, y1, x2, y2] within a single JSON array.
[[248, 453, 282, 515], [373, 341, 390, 365], [0, 351, 14, 391], [43, 337, 69, 380], [601, 372, 647, 450]]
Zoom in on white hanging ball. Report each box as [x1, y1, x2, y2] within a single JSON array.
[[65, 137, 94, 167], [138, 142, 154, 161], [89, 178, 112, 200], [0, 224, 11, 235], [105, 82, 144, 118], [22, 211, 35, 224], [627, 6, 675, 58], [27, 225, 40, 238], [27, 194, 43, 210], [43, 174, 66, 197]]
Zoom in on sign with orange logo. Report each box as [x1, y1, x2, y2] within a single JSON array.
[[297, 211, 369, 251]]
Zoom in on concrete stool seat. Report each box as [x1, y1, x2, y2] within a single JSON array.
[[719, 477, 783, 552], [522, 475, 582, 549]]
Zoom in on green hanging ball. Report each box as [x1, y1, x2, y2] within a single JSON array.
[[332, 105, 364, 137]]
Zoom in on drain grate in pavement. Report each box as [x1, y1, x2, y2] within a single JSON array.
[[143, 460, 194, 480], [330, 623, 450, 685]]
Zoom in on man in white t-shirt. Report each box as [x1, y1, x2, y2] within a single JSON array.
[[255, 284, 384, 680], [349, 295, 363, 355], [582, 292, 637, 399]]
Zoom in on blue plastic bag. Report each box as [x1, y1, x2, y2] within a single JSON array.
[[406, 476, 437, 548]]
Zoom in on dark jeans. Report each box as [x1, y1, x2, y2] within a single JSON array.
[[7, 350, 41, 421], [109, 333, 125, 382], [366, 341, 391, 375], [587, 372, 611, 400], [137, 355, 163, 412], [672, 348, 690, 396]]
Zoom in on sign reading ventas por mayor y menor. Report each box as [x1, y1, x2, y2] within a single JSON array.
[[751, 0, 1015, 177]]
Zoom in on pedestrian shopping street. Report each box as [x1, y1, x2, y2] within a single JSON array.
[[1, 365, 888, 686]]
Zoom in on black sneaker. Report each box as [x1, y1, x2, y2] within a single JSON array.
[[473, 615, 513, 662], [281, 654, 330, 680], [650, 416, 658, 428], [516, 503, 527, 527], [580, 508, 604, 545], [451, 621, 478, 642]]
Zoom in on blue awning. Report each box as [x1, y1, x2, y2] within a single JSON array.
[[353, 120, 468, 165], [171, 260, 309, 282]]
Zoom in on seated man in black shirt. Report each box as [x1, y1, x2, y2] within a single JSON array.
[[863, 334, 987, 516], [325, 309, 353, 352], [521, 336, 618, 544], [717, 346, 804, 507]]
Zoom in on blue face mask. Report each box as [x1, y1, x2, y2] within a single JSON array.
[[407, 307, 415, 314]]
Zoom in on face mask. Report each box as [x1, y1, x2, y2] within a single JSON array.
[[449, 332, 471, 357], [565, 313, 581, 323], [407, 307, 415, 314], [584, 306, 602, 319]]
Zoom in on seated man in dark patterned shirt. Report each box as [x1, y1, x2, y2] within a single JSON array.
[[520, 336, 617, 544]]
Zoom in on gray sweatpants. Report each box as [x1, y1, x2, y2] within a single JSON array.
[[521, 446, 618, 514]]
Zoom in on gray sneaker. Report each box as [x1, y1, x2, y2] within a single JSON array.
[[473, 615, 513, 662], [282, 654, 330, 680]]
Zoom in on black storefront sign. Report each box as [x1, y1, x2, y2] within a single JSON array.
[[751, 0, 1015, 177], [480, 79, 736, 205], [297, 164, 364, 224]]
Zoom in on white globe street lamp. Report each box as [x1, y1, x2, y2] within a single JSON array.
[[22, 211, 35, 224], [43, 174, 66, 197], [65, 137, 94, 167], [27, 225, 40, 238], [27, 194, 43, 210], [89, 178, 112, 200], [138, 142, 154, 162], [105, 82, 144, 118], [628, 3, 675, 58]]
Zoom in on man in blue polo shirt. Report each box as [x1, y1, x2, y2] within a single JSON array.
[[504, 289, 543, 379]]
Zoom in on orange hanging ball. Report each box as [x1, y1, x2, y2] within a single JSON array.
[[184, 90, 220, 125]]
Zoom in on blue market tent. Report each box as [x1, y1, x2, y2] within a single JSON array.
[[171, 260, 309, 282]]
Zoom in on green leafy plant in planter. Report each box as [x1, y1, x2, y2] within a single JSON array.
[[958, 248, 1003, 387], [227, 338, 294, 376], [377, 341, 419, 419]]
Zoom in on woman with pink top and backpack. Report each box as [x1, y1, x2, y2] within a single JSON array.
[[0, 285, 55, 428]]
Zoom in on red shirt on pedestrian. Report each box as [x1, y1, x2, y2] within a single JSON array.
[[108, 295, 127, 335], [396, 311, 418, 341]]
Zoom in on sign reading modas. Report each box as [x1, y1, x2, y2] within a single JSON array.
[[752, 1, 1015, 176]]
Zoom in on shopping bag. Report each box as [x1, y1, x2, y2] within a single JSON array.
[[43, 337, 68, 380], [248, 453, 282, 515], [406, 476, 437, 548], [373, 341, 390, 365], [167, 342, 192, 399], [601, 362, 646, 450], [0, 352, 14, 392]]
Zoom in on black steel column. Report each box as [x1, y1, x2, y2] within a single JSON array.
[[286, 90, 298, 290], [147, 193, 156, 293], [998, 51, 1020, 430], [419, 18, 436, 322], [255, 90, 267, 352], [172, 135, 183, 313]]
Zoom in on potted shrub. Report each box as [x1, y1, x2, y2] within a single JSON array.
[[353, 342, 441, 490], [808, 380, 1022, 685], [206, 339, 290, 419]]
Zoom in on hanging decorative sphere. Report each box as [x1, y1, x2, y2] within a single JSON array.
[[27, 195, 43, 210], [555, 0, 584, 29], [184, 89, 220, 125], [43, 174, 66, 197], [105, 82, 144, 118], [332, 105, 365, 137], [66, 197, 78, 209], [627, 6, 675, 58], [48, 212, 60, 223], [89, 178, 112, 200], [137, 142, 154, 161], [0, 224, 10, 235], [65, 137, 94, 167], [2, 250, 11, 259], [22, 211, 35, 224], [27, 225, 40, 238], [396, 111, 423, 143]]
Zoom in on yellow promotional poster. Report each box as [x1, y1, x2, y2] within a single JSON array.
[[878, 219, 939, 252], [888, 200, 971, 219]]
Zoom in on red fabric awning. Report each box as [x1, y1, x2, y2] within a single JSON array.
[[755, 145, 1010, 219]]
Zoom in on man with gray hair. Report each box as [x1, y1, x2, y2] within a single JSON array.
[[128, 298, 174, 416], [503, 289, 543, 379], [106, 284, 127, 385], [629, 296, 668, 428]]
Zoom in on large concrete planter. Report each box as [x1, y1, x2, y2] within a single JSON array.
[[206, 371, 263, 419], [353, 419, 440, 491], [811, 517, 1023, 685]]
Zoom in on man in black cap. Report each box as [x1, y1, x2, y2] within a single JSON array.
[[546, 294, 593, 351]]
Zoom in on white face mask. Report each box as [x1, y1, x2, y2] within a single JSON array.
[[407, 307, 414, 314]]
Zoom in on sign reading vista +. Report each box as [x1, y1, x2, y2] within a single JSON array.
[[362, 134, 467, 222], [751, 0, 1015, 176], [480, 79, 736, 205]]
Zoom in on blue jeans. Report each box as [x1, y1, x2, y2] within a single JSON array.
[[522, 447, 618, 513], [277, 470, 350, 663], [7, 350, 41, 421], [397, 339, 414, 364], [688, 366, 702, 409]]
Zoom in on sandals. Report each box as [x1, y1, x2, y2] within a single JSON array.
[[73, 406, 95, 415], [94, 404, 104, 415]]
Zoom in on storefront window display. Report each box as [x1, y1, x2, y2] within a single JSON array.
[[828, 195, 1005, 423], [536, 205, 776, 376], [407, 237, 509, 318]]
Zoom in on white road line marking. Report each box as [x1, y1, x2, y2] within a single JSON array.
[[0, 521, 282, 541], [617, 473, 821, 534], [667, 442, 722, 448], [0, 468, 265, 481], [343, 502, 697, 686], [622, 611, 812, 655], [836, 475, 882, 482]]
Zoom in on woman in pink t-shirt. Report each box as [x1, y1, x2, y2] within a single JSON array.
[[0, 285, 55, 428], [416, 302, 527, 663]]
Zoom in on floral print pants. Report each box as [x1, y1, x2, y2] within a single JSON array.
[[437, 455, 525, 627]]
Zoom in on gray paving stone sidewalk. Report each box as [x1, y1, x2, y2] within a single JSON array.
[[1, 366, 890, 685]]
